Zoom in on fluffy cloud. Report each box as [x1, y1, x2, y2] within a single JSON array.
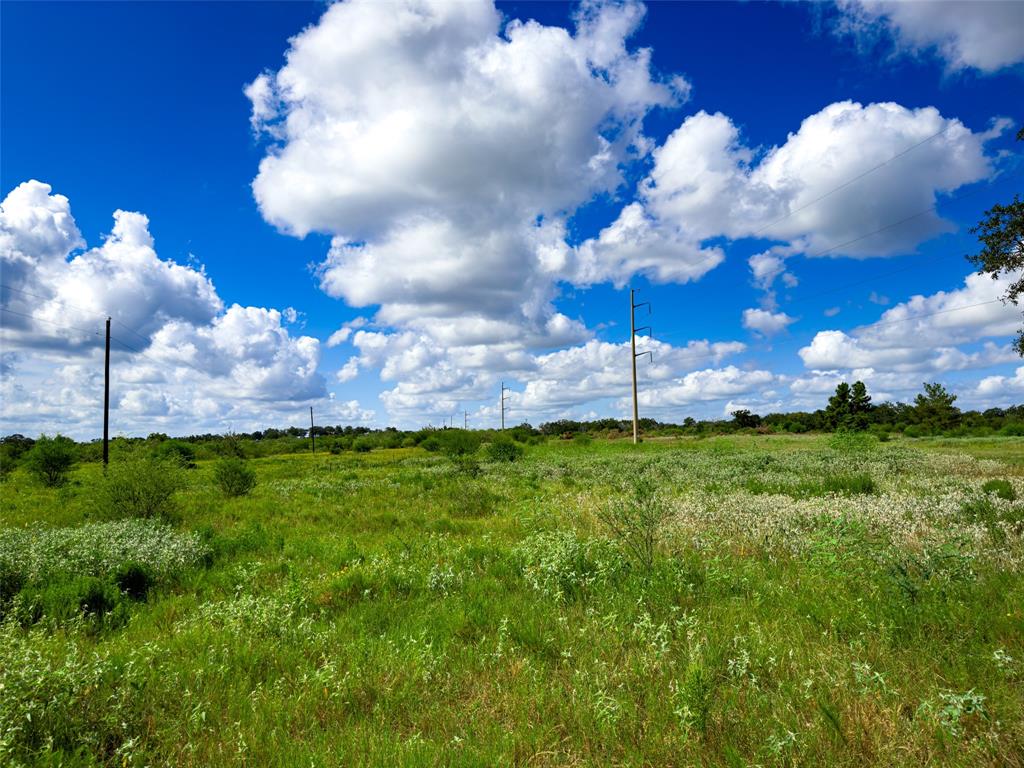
[[836, 1, 1024, 73], [1, 181, 222, 352], [742, 308, 796, 337], [636, 101, 1002, 258], [799, 270, 1021, 372], [976, 367, 1024, 398], [249, 0, 683, 349], [634, 366, 779, 410], [0, 181, 342, 438]]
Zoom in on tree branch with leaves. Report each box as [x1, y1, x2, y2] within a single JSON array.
[[967, 126, 1024, 354]]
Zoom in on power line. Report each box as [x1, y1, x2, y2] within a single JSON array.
[[0, 306, 103, 338], [0, 282, 154, 347], [748, 124, 957, 238]]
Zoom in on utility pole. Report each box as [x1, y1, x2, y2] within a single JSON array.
[[500, 381, 511, 430], [630, 288, 652, 445], [310, 406, 315, 453], [464, 410, 468, 430], [103, 317, 110, 467]]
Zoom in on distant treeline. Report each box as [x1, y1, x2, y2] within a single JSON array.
[[2, 381, 1022, 469]]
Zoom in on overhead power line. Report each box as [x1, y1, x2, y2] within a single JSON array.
[[749, 123, 957, 238]]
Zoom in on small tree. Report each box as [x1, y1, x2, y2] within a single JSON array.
[[214, 456, 257, 497], [847, 381, 873, 431], [967, 127, 1024, 354], [825, 382, 852, 429], [24, 434, 77, 487], [914, 382, 960, 433], [731, 409, 761, 429]]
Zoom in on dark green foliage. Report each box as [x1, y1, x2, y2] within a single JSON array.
[[486, 436, 524, 462], [914, 382, 960, 432], [13, 575, 129, 628], [730, 409, 761, 429], [153, 439, 197, 468], [100, 455, 184, 521], [982, 479, 1016, 501], [213, 456, 257, 497], [24, 434, 77, 487], [113, 562, 155, 600], [353, 437, 374, 453], [0, 433, 34, 479], [434, 429, 482, 458], [746, 473, 876, 498], [848, 381, 872, 430], [966, 127, 1024, 354]]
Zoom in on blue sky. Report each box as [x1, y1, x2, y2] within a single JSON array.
[[2, 0, 1023, 437]]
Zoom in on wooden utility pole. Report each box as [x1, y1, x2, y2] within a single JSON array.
[[103, 317, 110, 466], [464, 410, 468, 430], [500, 381, 511, 430], [310, 406, 315, 453], [630, 289, 652, 445]]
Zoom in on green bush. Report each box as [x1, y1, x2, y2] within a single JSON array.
[[486, 436, 524, 462], [982, 479, 1016, 501], [353, 436, 374, 453], [153, 439, 197, 468], [1000, 422, 1024, 437], [100, 455, 184, 521], [24, 434, 77, 487], [213, 456, 257, 497]]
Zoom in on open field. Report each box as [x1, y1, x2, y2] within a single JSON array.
[[2, 435, 1023, 766]]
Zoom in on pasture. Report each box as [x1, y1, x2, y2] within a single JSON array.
[[1, 435, 1023, 766]]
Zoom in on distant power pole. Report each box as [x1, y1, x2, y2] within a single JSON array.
[[464, 410, 468, 430], [310, 406, 315, 453], [103, 317, 111, 466], [500, 381, 511, 430], [630, 288, 652, 445]]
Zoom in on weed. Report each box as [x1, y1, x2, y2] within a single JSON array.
[[598, 471, 672, 572]]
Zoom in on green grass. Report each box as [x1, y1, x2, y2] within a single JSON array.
[[1, 435, 1022, 766]]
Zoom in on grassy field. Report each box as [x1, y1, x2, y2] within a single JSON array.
[[2, 434, 1023, 766]]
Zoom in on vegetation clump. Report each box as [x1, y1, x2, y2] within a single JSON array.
[[23, 434, 76, 487], [214, 455, 257, 497], [100, 454, 184, 521], [486, 436, 524, 463]]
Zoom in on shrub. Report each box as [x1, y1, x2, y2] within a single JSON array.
[[598, 473, 672, 573], [23, 434, 77, 487], [982, 478, 1016, 501], [436, 429, 482, 458], [486, 436, 524, 462], [999, 422, 1024, 437], [352, 436, 374, 453], [100, 455, 184, 521], [451, 455, 482, 477], [214, 456, 257, 497], [153, 439, 197, 468], [113, 562, 155, 600]]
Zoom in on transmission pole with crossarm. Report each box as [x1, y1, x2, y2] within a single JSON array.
[[630, 288, 653, 445]]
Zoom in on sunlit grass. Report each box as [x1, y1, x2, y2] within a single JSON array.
[[0, 435, 1022, 766]]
